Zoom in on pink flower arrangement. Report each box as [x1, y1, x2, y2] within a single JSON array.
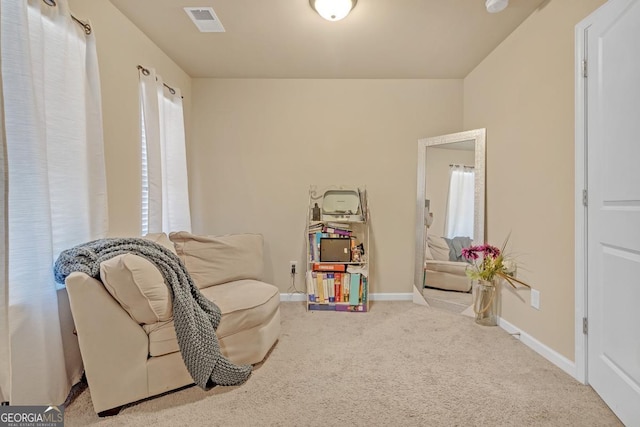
[[462, 241, 531, 289], [461, 244, 501, 261]]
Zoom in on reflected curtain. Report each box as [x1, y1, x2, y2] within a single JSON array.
[[139, 68, 191, 234], [0, 0, 107, 405], [444, 165, 475, 239]]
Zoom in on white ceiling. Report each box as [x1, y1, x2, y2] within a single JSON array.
[[109, 0, 547, 79]]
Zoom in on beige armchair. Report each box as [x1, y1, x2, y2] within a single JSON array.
[[66, 232, 280, 416], [424, 234, 471, 292]]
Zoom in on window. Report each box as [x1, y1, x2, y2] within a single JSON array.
[[141, 103, 150, 235], [138, 67, 191, 234]]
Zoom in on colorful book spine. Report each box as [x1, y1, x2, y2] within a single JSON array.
[[308, 233, 316, 262], [307, 272, 315, 302], [313, 263, 346, 272], [308, 223, 324, 233], [315, 232, 322, 262], [316, 272, 324, 303], [327, 273, 335, 302], [343, 273, 350, 302], [308, 304, 335, 311], [324, 227, 351, 237], [327, 222, 350, 229], [335, 273, 341, 302], [322, 273, 329, 303], [349, 273, 361, 305], [361, 276, 368, 304], [335, 304, 366, 312]]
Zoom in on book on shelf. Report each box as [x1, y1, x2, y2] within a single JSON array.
[[361, 276, 368, 304], [313, 263, 346, 272], [322, 274, 330, 303], [349, 273, 361, 305], [315, 272, 324, 303], [308, 231, 326, 262], [307, 271, 315, 302], [335, 304, 366, 312], [327, 273, 334, 302], [307, 302, 367, 312], [342, 272, 350, 302], [326, 222, 351, 229], [308, 224, 324, 233], [324, 227, 351, 237], [307, 303, 335, 311]]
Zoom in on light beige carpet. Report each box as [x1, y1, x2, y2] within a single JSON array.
[[64, 302, 621, 426]]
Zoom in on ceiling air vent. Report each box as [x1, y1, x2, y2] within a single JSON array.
[[184, 7, 225, 33]]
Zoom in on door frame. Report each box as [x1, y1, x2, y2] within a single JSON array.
[[574, 0, 626, 386], [574, 17, 589, 385]]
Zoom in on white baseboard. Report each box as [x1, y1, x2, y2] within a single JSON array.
[[279, 293, 413, 302], [498, 317, 577, 379], [370, 293, 413, 301]]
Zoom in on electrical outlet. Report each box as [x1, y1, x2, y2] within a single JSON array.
[[531, 289, 540, 310], [289, 261, 298, 275]]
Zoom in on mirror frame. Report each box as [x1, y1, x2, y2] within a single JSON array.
[[413, 128, 486, 304]]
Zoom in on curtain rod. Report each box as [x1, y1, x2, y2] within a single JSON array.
[[71, 14, 91, 35], [42, 0, 92, 34], [137, 65, 183, 98], [449, 164, 475, 169]]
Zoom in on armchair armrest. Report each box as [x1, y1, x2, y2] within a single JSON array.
[[65, 272, 149, 413], [424, 260, 469, 275]]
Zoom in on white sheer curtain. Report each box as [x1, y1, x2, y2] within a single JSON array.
[[139, 68, 191, 234], [0, 53, 7, 404], [0, 0, 107, 405], [444, 165, 475, 239]]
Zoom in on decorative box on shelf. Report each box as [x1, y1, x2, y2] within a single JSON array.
[[305, 185, 369, 313]]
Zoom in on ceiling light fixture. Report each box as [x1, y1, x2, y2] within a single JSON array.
[[485, 0, 509, 13], [309, 0, 357, 22]]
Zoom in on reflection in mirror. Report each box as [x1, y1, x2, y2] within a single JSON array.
[[413, 129, 485, 306]]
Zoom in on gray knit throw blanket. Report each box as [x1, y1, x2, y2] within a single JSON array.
[[54, 237, 252, 390]]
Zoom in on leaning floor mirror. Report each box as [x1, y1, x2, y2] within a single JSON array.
[[413, 129, 486, 305]]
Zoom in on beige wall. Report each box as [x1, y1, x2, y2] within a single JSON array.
[[463, 0, 606, 360], [425, 147, 475, 238], [190, 79, 462, 293], [68, 0, 192, 236]]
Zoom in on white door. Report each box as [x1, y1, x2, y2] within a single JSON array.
[[585, 0, 640, 425]]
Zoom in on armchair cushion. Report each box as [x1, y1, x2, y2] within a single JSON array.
[[144, 232, 178, 254], [169, 232, 264, 289], [143, 279, 279, 357], [100, 254, 172, 325], [427, 234, 451, 262]]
